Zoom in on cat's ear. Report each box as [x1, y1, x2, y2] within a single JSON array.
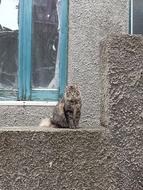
[[75, 84, 80, 90], [65, 85, 73, 92], [65, 85, 70, 90], [64, 85, 68, 94], [76, 85, 81, 97], [73, 84, 80, 92]]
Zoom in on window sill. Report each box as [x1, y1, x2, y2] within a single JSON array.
[[0, 101, 58, 106]]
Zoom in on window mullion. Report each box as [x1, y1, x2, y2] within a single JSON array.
[[18, 0, 24, 100], [18, 0, 32, 101], [59, 0, 68, 98], [24, 0, 33, 100], [129, 0, 133, 34]]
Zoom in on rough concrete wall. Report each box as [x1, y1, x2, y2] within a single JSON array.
[[68, 0, 128, 127], [0, 34, 142, 190], [100, 34, 143, 128], [0, 127, 113, 190], [100, 35, 143, 189], [0, 106, 53, 127], [0, 0, 128, 127]]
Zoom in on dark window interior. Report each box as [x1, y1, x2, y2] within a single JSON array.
[[133, 0, 143, 34], [0, 0, 18, 90]]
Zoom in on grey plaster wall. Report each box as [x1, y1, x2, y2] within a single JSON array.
[[100, 34, 143, 190], [0, 0, 128, 127], [68, 0, 128, 127], [100, 34, 143, 128], [0, 106, 53, 127], [0, 35, 142, 189]]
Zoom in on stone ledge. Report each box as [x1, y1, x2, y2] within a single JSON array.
[[0, 127, 113, 190], [0, 126, 107, 132]]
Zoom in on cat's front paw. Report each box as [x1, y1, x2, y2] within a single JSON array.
[[69, 125, 77, 129]]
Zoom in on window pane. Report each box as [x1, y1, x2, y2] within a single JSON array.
[[32, 0, 59, 89], [0, 0, 18, 92], [133, 0, 143, 34]]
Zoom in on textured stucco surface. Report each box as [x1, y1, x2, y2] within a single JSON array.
[[0, 128, 113, 190], [0, 34, 143, 189], [0, 106, 53, 127], [0, 0, 128, 127], [100, 35, 143, 189], [100, 35, 143, 128], [68, 0, 128, 127]]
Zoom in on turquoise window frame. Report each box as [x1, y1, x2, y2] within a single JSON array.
[[18, 0, 68, 101], [129, 0, 133, 34], [18, 0, 33, 100], [129, 0, 143, 34], [0, 0, 68, 101]]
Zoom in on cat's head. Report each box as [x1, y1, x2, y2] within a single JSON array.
[[64, 85, 81, 102]]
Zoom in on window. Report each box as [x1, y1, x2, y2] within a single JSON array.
[[129, 0, 143, 34], [0, 0, 68, 101]]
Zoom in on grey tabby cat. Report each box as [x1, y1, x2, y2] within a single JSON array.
[[39, 85, 82, 128]]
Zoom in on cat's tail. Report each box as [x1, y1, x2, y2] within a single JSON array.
[[39, 118, 53, 128]]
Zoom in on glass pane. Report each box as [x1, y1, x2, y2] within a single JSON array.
[[32, 0, 60, 89], [0, 0, 19, 92], [133, 0, 143, 34]]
